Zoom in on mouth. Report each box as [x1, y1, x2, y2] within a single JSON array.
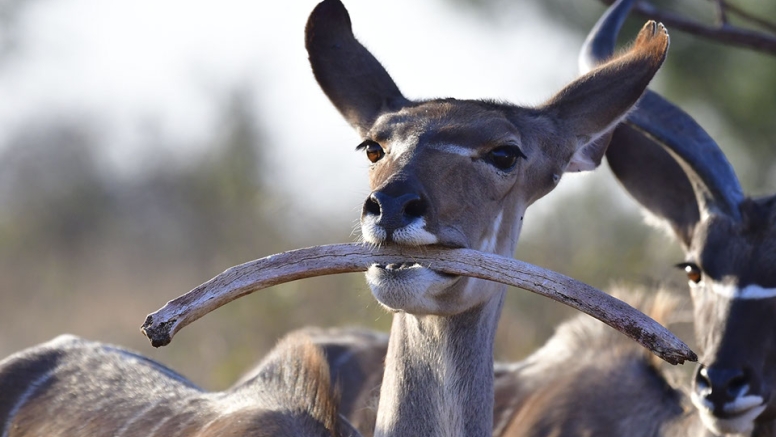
[[377, 261, 422, 271], [372, 260, 457, 278], [364, 244, 464, 312], [692, 392, 768, 435]]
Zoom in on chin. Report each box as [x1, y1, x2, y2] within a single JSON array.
[[365, 263, 460, 314]]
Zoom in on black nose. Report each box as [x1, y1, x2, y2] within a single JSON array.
[[363, 190, 427, 235], [695, 365, 752, 410]]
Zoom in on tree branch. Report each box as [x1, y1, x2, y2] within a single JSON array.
[[714, 0, 776, 34], [600, 0, 776, 56], [141, 243, 697, 365]]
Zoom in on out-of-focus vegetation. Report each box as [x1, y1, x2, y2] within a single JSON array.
[[0, 91, 390, 388], [0, 0, 773, 389]]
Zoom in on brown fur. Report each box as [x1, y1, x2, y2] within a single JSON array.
[[304, 1, 670, 436], [1, 1, 673, 436], [305, 291, 697, 437], [495, 289, 694, 437], [0, 333, 359, 437]]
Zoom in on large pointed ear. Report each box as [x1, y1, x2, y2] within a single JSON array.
[[538, 21, 669, 173], [305, 0, 409, 135], [579, 0, 744, 248]]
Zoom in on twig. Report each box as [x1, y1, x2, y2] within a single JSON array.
[[599, 0, 776, 55], [716, 0, 776, 34], [141, 243, 697, 365], [713, 0, 728, 26]]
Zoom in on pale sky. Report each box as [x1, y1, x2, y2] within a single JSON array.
[[0, 0, 604, 221]]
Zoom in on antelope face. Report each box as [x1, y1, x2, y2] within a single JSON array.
[[684, 201, 776, 435], [360, 101, 562, 315], [581, 0, 776, 433], [306, 0, 668, 316]]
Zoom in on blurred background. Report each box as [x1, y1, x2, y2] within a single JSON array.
[[0, 0, 774, 389]]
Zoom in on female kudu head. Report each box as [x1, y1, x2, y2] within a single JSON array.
[[306, 1, 669, 436], [582, 0, 776, 434], [306, 0, 670, 317]]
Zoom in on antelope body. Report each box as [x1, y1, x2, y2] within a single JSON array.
[[306, 0, 669, 435], [309, 1, 776, 436], [542, 1, 776, 435], [0, 0, 671, 435], [0, 333, 358, 437], [490, 291, 704, 437]]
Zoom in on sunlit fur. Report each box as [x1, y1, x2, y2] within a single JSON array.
[[305, 1, 669, 435], [0, 2, 672, 436], [0, 333, 358, 437]]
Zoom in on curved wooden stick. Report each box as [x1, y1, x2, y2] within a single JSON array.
[[141, 243, 697, 365]]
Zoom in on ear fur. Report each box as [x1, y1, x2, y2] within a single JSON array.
[[305, 0, 409, 135], [566, 133, 612, 173], [541, 21, 669, 174]]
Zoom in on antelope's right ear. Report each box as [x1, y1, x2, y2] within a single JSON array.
[[305, 0, 409, 135]]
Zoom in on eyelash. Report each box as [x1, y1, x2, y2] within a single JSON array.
[[676, 262, 703, 284], [356, 140, 385, 163], [485, 145, 527, 171]]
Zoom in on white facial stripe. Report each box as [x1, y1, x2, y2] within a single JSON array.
[[704, 283, 776, 300], [389, 137, 416, 157], [430, 144, 477, 158], [479, 210, 503, 253]]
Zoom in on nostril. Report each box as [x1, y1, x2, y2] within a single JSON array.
[[364, 194, 381, 217], [403, 197, 427, 219], [698, 366, 752, 401], [695, 366, 711, 391], [726, 371, 749, 397], [364, 190, 427, 231]]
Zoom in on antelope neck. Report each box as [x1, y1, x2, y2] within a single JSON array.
[[374, 284, 506, 437]]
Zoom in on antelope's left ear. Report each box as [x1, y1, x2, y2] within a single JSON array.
[[539, 20, 669, 174]]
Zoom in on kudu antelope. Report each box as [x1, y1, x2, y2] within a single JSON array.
[[492, 0, 776, 435], [307, 0, 672, 435], [306, 2, 776, 436], [0, 1, 671, 436]]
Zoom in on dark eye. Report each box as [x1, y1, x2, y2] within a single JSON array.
[[676, 262, 702, 284], [356, 140, 385, 163], [486, 146, 526, 171]]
